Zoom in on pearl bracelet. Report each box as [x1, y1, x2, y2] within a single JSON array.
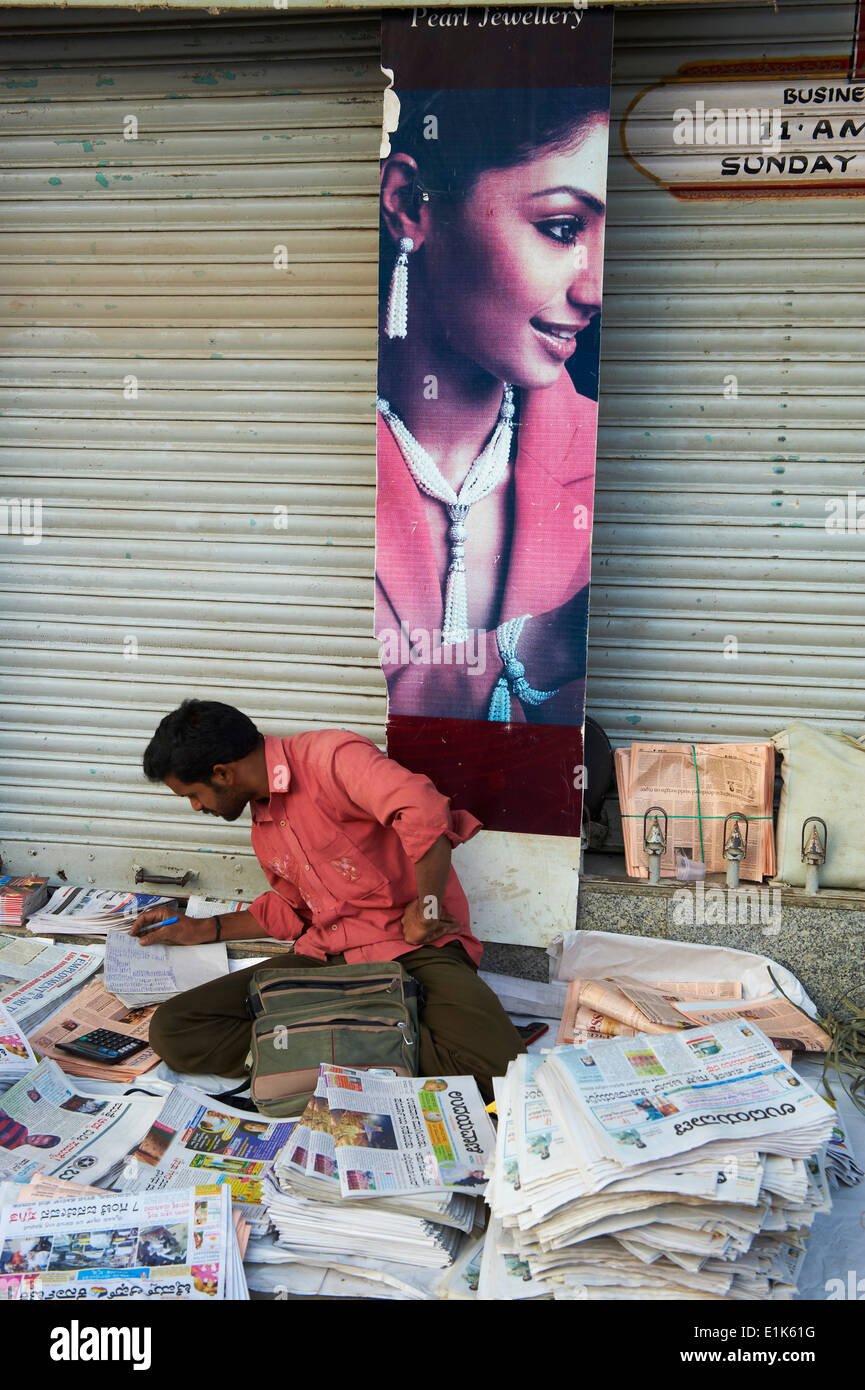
[[488, 614, 561, 721]]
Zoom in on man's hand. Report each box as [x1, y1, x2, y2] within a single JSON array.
[[400, 898, 460, 947], [129, 908, 216, 947]]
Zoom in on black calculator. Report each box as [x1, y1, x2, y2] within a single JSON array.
[[56, 1029, 148, 1065]]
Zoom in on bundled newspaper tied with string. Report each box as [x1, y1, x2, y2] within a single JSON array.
[[0, 1182, 246, 1301], [0, 934, 104, 1031], [615, 742, 775, 881]]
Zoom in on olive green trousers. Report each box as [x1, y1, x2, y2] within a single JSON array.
[[149, 940, 525, 1103]]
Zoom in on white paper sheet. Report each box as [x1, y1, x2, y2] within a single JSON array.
[[104, 931, 229, 1005]]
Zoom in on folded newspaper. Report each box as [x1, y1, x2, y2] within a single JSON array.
[[615, 741, 776, 881], [0, 1182, 246, 1300], [319, 1065, 494, 1200], [117, 1084, 297, 1235], [0, 1001, 37, 1090], [278, 1066, 480, 1225], [0, 934, 104, 1031], [557, 976, 832, 1053], [29, 979, 160, 1083], [0, 1059, 165, 1187], [481, 1021, 836, 1300], [260, 1065, 484, 1274], [26, 887, 176, 936]]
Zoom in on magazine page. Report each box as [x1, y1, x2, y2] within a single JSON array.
[[29, 979, 159, 1080], [0, 937, 104, 1029], [118, 1085, 296, 1227], [322, 1067, 495, 1199], [544, 1020, 835, 1169], [0, 877, 49, 926], [0, 1183, 231, 1301], [0, 1059, 163, 1185]]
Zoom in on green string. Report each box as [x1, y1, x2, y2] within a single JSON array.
[[769, 969, 865, 1116], [691, 744, 705, 861]]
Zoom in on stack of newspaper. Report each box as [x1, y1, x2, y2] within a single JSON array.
[[0, 1000, 37, 1090], [825, 1120, 864, 1188], [26, 887, 176, 936], [557, 975, 831, 1054], [261, 1065, 493, 1272], [29, 979, 160, 1082], [485, 1020, 836, 1300], [0, 934, 104, 1031], [615, 741, 776, 880], [116, 1084, 297, 1238], [0, 1180, 247, 1300], [0, 876, 49, 926]]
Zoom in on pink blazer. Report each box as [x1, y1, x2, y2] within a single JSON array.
[[375, 371, 597, 723]]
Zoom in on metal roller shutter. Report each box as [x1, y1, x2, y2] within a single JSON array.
[[0, 9, 385, 895], [586, 0, 865, 746], [2, 1, 862, 916]]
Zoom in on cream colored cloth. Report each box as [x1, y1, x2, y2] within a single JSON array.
[[772, 721, 865, 889]]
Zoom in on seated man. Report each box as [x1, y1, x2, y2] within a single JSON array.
[[132, 700, 525, 1101]]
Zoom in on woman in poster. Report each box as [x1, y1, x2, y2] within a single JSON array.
[[376, 87, 608, 726]]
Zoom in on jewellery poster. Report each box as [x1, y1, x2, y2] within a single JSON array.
[[376, 6, 613, 835]]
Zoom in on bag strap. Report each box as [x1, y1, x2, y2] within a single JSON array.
[[208, 1081, 260, 1112]]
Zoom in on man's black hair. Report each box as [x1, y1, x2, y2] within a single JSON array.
[[143, 699, 262, 784]]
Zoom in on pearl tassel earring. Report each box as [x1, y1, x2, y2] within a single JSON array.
[[385, 237, 414, 339]]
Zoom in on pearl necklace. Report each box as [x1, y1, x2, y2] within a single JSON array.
[[377, 386, 515, 644]]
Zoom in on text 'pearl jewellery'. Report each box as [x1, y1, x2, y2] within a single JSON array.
[[377, 387, 516, 645], [385, 236, 414, 339]]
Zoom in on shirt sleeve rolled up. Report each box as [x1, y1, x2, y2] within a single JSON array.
[[247, 888, 306, 941]]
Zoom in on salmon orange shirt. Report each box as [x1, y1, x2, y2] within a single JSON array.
[[247, 731, 483, 965]]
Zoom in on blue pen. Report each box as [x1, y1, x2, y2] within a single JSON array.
[[136, 915, 179, 936]]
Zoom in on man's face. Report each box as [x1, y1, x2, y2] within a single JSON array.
[[165, 771, 249, 822]]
